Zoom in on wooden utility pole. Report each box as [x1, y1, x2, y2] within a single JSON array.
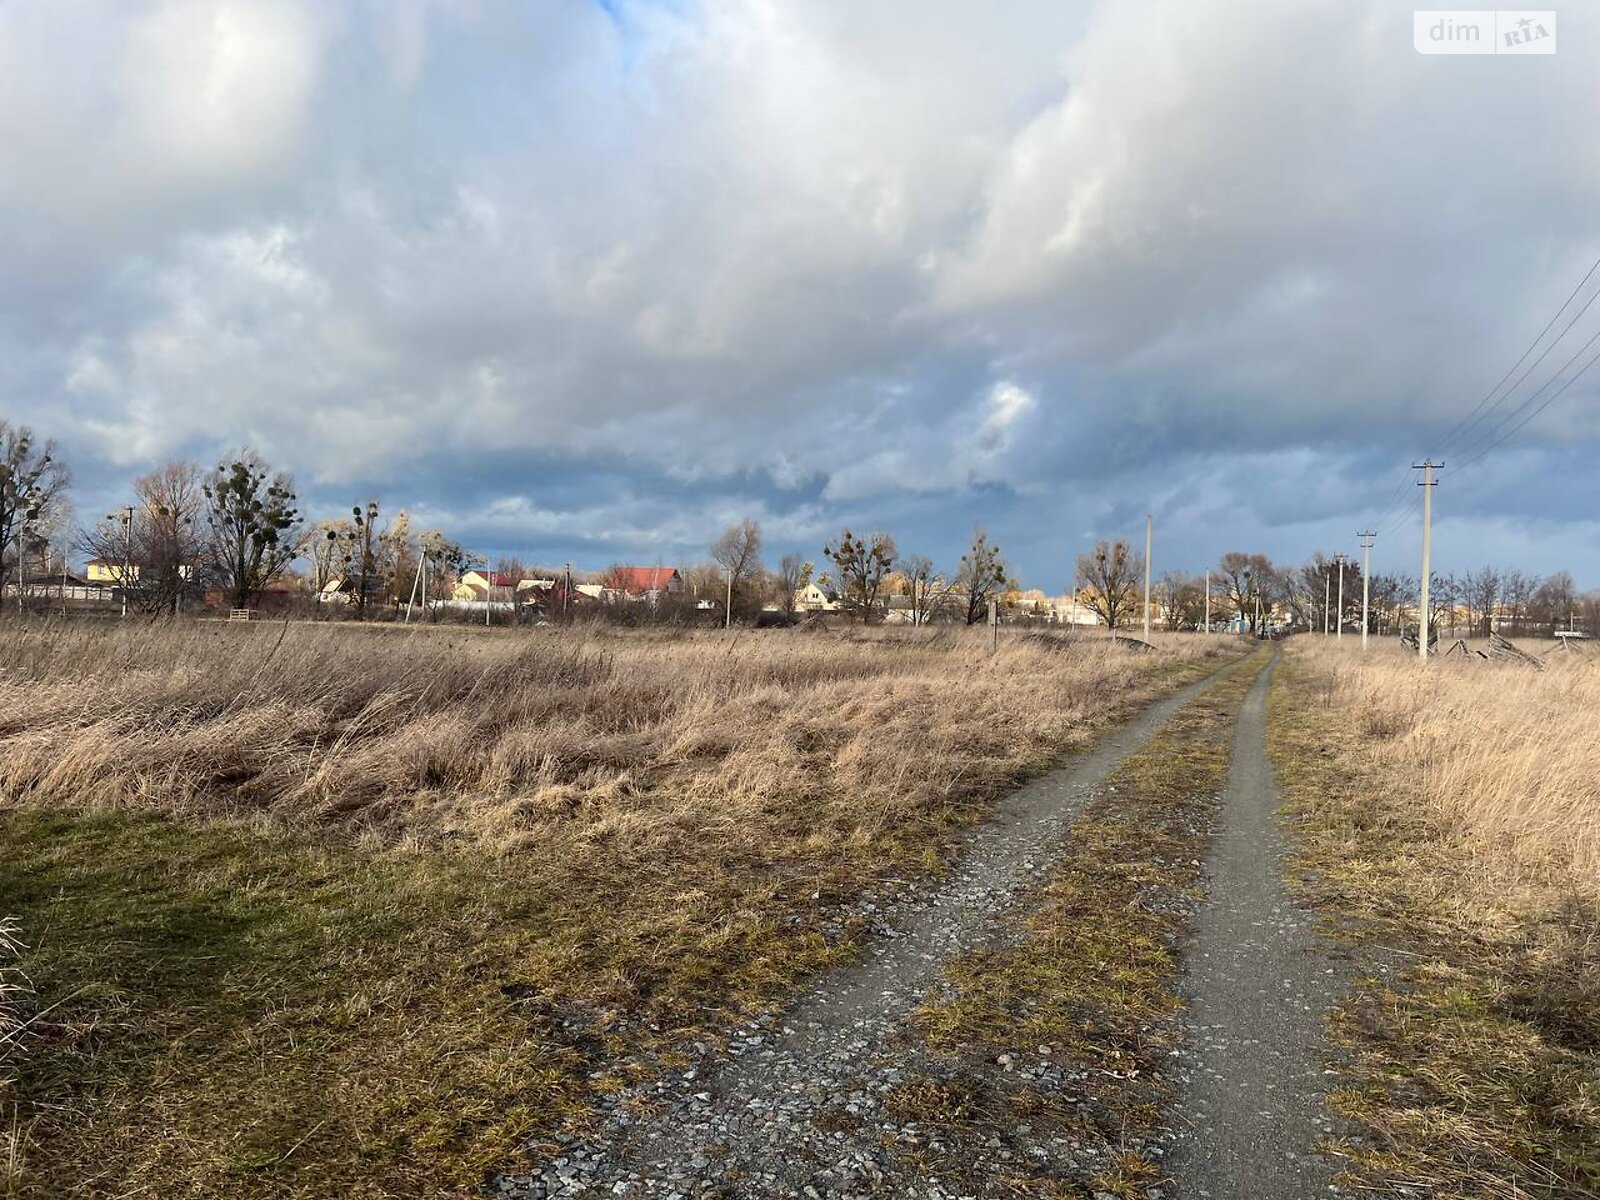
[[1357, 531, 1376, 653], [1415, 461, 1442, 659]]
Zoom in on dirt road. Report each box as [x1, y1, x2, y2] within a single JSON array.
[[497, 648, 1344, 1199], [498, 659, 1248, 1199], [1166, 649, 1342, 1198]]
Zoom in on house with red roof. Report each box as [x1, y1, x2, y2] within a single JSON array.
[[605, 566, 684, 600]]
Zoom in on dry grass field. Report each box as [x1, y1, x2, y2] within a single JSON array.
[[1294, 636, 1600, 889], [1272, 637, 1600, 1196], [0, 618, 1236, 1198]]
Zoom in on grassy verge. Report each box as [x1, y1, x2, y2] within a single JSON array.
[[1268, 648, 1600, 1198], [887, 649, 1268, 1197], [0, 625, 1243, 1198]]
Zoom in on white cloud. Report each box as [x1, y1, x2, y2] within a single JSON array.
[[2, 0, 1598, 581]]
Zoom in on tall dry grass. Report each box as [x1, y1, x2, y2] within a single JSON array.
[[1292, 636, 1600, 891], [0, 619, 1230, 857], [0, 918, 23, 1070], [1, 619, 1242, 1195], [0, 915, 26, 1192]]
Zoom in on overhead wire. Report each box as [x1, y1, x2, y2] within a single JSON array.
[[1433, 251, 1600, 460]]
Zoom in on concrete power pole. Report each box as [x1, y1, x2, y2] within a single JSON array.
[[1415, 461, 1442, 660], [1143, 513, 1153, 643], [1357, 531, 1376, 653], [115, 505, 134, 618], [1323, 570, 1330, 637], [1335, 553, 1347, 640], [1204, 569, 1210, 633]]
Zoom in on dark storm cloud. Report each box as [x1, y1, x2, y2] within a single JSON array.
[[1, 0, 1596, 586]]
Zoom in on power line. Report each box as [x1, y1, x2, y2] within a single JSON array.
[[1374, 487, 1423, 540], [1363, 250, 1600, 532], [1434, 251, 1600, 459], [1454, 335, 1600, 473], [1449, 303, 1600, 466]]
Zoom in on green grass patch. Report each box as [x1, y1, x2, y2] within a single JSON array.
[[1268, 651, 1600, 1199], [0, 809, 855, 1199]]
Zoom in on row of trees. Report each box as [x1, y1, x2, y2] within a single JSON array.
[[1081, 545, 1596, 638], [2, 421, 478, 613], [5, 418, 1592, 632], [696, 521, 1014, 625]]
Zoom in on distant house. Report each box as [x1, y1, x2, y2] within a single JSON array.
[[84, 557, 137, 584], [607, 566, 684, 600], [795, 582, 839, 613], [884, 595, 916, 623], [459, 569, 521, 592], [452, 569, 524, 601]]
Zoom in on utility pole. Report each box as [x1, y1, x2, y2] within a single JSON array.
[[1143, 513, 1153, 643], [725, 570, 733, 630], [1357, 531, 1376, 653], [1204, 569, 1210, 633], [109, 504, 134, 618], [1335, 553, 1347, 640], [1323, 570, 1330, 637], [404, 555, 423, 623], [1415, 461, 1442, 660]]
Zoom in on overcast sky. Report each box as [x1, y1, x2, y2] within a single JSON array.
[[3, 1, 1597, 589]]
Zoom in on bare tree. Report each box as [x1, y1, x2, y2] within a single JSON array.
[[203, 454, 301, 609], [0, 421, 70, 604], [681, 561, 724, 603], [710, 519, 763, 627], [1217, 551, 1275, 632], [1157, 569, 1203, 631], [955, 528, 1010, 626], [1436, 572, 1461, 638], [79, 461, 206, 613], [381, 510, 418, 606], [777, 552, 808, 621], [1463, 566, 1501, 637], [1502, 569, 1538, 636], [348, 502, 381, 617], [824, 528, 896, 623], [1534, 570, 1576, 634], [899, 554, 952, 626], [419, 530, 472, 614], [1076, 539, 1142, 629]]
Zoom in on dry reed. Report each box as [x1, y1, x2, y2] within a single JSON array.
[[0, 618, 1239, 1195], [0, 620, 1227, 855], [1291, 636, 1600, 892]]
